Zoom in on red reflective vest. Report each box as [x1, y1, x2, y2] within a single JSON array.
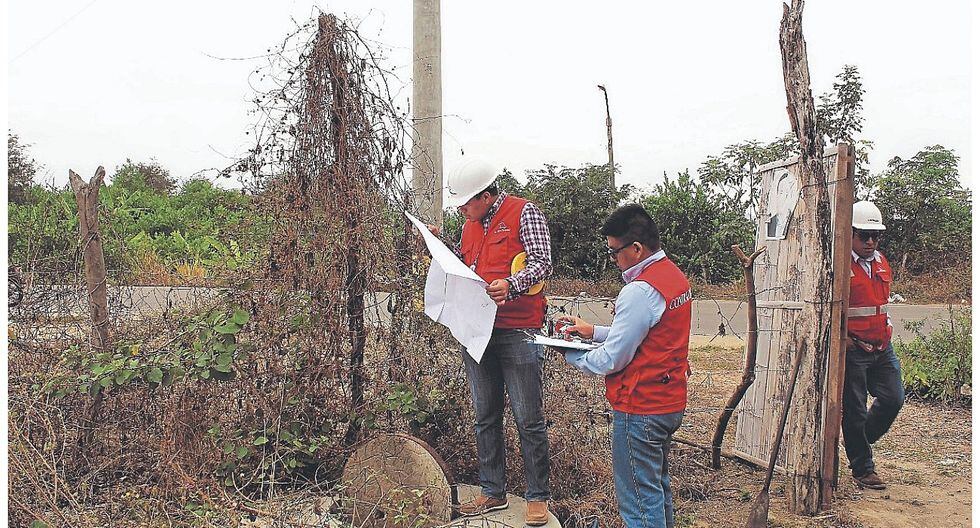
[[847, 252, 893, 348], [605, 257, 691, 415], [460, 195, 547, 329]]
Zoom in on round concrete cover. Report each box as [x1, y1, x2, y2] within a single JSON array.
[[342, 433, 454, 527]]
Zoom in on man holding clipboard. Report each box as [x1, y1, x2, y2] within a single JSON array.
[[557, 204, 691, 528]]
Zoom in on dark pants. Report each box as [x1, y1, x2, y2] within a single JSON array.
[[841, 343, 905, 477], [462, 328, 551, 501]]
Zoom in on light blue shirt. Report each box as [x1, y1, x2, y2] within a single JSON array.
[[565, 250, 667, 376]]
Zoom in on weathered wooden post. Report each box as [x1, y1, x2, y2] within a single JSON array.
[[712, 245, 766, 469], [69, 166, 111, 451], [778, 0, 837, 513], [820, 143, 855, 509]]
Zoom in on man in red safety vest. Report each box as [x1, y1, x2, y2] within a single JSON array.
[[435, 159, 554, 525], [557, 204, 691, 528], [842, 200, 904, 490]]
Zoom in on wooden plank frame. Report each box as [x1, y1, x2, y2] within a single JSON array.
[[819, 143, 855, 508], [733, 144, 855, 507]]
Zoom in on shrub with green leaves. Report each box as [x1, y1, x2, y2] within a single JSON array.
[[37, 306, 249, 399], [894, 307, 971, 403], [8, 166, 268, 281], [642, 171, 754, 283]]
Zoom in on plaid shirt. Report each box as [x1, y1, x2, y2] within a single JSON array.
[[458, 192, 553, 301]]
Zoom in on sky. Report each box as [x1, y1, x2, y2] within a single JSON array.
[[5, 1, 974, 196]]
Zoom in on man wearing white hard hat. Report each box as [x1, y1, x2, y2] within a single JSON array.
[[842, 200, 904, 491], [443, 159, 554, 525]]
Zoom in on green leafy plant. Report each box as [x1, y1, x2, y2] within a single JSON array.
[[894, 307, 971, 403], [208, 411, 338, 489], [642, 171, 754, 283], [38, 306, 250, 398], [8, 163, 268, 281], [380, 382, 450, 433], [388, 487, 433, 528]]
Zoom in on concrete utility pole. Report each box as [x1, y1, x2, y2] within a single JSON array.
[[412, 0, 443, 225], [598, 84, 615, 189]]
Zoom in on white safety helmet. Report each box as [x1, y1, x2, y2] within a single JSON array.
[[445, 159, 499, 209], [852, 200, 886, 231]]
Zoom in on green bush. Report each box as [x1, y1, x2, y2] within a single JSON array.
[[8, 167, 269, 281], [642, 171, 754, 283], [894, 307, 971, 403], [441, 164, 629, 281]]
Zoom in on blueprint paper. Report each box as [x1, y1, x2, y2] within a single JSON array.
[[406, 212, 496, 362], [532, 335, 600, 351]]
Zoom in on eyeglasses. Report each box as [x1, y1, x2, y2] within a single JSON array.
[[607, 241, 635, 258], [853, 229, 882, 242]]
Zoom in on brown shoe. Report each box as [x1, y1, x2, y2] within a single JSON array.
[[457, 495, 509, 517], [853, 471, 886, 490], [525, 500, 550, 526]]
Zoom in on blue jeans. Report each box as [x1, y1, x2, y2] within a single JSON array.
[[841, 343, 904, 477], [462, 328, 550, 501], [612, 410, 685, 528]]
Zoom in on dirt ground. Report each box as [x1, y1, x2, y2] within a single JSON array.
[[675, 344, 972, 528]]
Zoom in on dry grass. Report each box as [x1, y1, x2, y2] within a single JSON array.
[[10, 332, 970, 527], [891, 271, 972, 305]]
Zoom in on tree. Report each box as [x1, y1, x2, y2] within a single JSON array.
[[816, 65, 865, 144], [494, 167, 524, 196], [815, 65, 875, 199], [111, 158, 177, 195], [699, 66, 874, 217], [873, 145, 971, 277], [522, 164, 630, 280], [697, 135, 797, 220], [8, 132, 40, 205], [642, 171, 754, 283]]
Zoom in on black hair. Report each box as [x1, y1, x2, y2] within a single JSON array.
[[480, 182, 499, 197], [601, 203, 661, 252]]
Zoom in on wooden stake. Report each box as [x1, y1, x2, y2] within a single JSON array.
[[69, 166, 110, 452], [711, 245, 766, 469]]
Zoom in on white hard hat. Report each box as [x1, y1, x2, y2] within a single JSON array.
[[852, 200, 886, 230], [445, 159, 498, 208]]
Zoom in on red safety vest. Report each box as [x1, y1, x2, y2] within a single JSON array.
[[605, 257, 691, 415], [847, 252, 893, 348], [460, 195, 547, 329]]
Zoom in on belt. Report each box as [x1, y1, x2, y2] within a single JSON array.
[[847, 304, 889, 318]]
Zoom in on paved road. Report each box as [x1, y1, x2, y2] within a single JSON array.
[[15, 286, 967, 343], [549, 297, 967, 343]]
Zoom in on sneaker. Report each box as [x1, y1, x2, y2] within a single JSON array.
[[853, 471, 886, 490], [525, 500, 550, 526], [457, 495, 509, 517]]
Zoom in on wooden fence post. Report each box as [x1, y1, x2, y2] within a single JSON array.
[[778, 0, 834, 513], [711, 245, 766, 469], [820, 143, 855, 509], [69, 166, 111, 451]]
